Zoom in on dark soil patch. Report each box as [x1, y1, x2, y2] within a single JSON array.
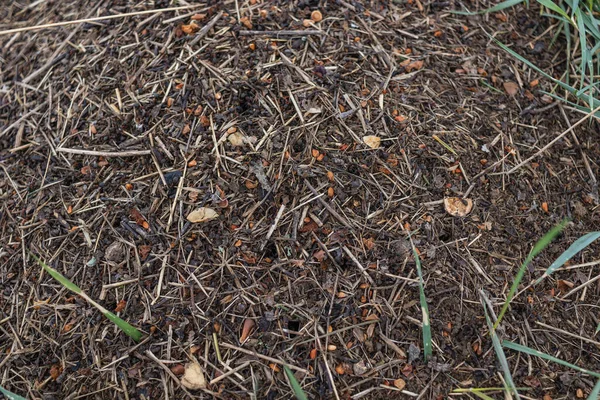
[[1, 1, 599, 399]]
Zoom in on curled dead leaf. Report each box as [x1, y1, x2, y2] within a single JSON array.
[[240, 318, 255, 342], [363, 135, 381, 149], [181, 362, 207, 390], [187, 207, 219, 223], [443, 197, 473, 217]]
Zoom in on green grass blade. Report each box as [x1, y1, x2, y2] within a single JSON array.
[[537, 0, 572, 20], [471, 392, 496, 400], [495, 220, 568, 328], [283, 365, 308, 400], [453, 0, 525, 14], [481, 292, 521, 399], [31, 254, 142, 342], [575, 7, 588, 89], [534, 232, 600, 284], [503, 341, 600, 378], [596, 321, 600, 334], [30, 253, 82, 294], [411, 243, 433, 361], [491, 37, 580, 97], [0, 385, 27, 400], [588, 379, 600, 400]]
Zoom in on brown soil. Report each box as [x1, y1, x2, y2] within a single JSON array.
[[1, 1, 599, 399]]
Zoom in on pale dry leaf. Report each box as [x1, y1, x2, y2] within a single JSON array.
[[181, 362, 207, 390], [443, 197, 473, 217], [393, 378, 406, 390], [186, 207, 219, 223], [228, 132, 245, 146], [363, 135, 381, 149], [503, 81, 519, 96]]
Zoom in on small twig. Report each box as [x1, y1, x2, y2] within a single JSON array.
[[238, 30, 324, 36], [0, 5, 202, 36], [219, 342, 309, 374], [304, 179, 353, 229], [209, 361, 250, 386], [57, 148, 151, 157], [189, 11, 224, 45], [145, 350, 194, 399], [342, 246, 375, 284], [534, 321, 600, 347], [499, 105, 600, 175], [261, 204, 286, 250]]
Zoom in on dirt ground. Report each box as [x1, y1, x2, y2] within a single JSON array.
[[1, 0, 600, 399]]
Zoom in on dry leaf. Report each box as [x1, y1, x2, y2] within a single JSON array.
[[228, 132, 245, 146], [181, 22, 199, 35], [503, 81, 519, 96], [240, 16, 252, 29], [240, 318, 255, 342], [443, 197, 473, 217], [393, 378, 406, 390], [171, 364, 185, 376], [187, 207, 219, 223], [363, 135, 381, 149], [114, 299, 126, 313], [50, 364, 62, 380], [405, 60, 424, 72], [181, 362, 207, 390]]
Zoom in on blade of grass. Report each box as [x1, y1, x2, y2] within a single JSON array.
[[410, 239, 432, 361], [30, 253, 142, 342], [0, 385, 27, 400], [503, 341, 600, 378], [588, 379, 600, 400], [283, 365, 308, 400], [537, 0, 572, 20], [534, 231, 600, 285], [481, 291, 521, 399], [494, 220, 568, 328]]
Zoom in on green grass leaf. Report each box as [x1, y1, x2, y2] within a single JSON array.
[[453, 0, 525, 14], [588, 379, 600, 400], [534, 231, 600, 284], [481, 292, 521, 399], [30, 253, 142, 342], [283, 365, 308, 400], [411, 242, 433, 361], [30, 253, 82, 294], [503, 341, 600, 378], [0, 385, 27, 400], [537, 0, 572, 20], [495, 220, 568, 328]]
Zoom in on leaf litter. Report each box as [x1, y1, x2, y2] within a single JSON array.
[[1, 1, 599, 399]]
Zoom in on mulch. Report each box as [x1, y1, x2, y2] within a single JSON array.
[[1, 0, 599, 399]]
